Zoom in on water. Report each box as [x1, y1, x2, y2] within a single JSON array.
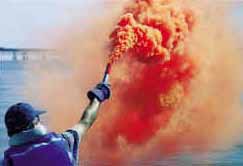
[[0, 61, 29, 162], [1, 61, 243, 165]]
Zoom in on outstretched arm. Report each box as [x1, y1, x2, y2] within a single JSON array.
[[66, 83, 110, 141], [71, 98, 101, 140], [61, 83, 110, 164]]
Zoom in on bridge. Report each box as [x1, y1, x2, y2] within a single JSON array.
[[0, 47, 56, 61]]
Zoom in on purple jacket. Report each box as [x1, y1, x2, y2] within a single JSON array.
[[4, 132, 78, 166]]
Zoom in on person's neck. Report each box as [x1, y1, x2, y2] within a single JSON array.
[[9, 127, 48, 146]]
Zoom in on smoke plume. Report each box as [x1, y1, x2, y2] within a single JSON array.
[[26, 0, 243, 164]]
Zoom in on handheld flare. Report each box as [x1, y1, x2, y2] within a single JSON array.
[[87, 63, 112, 102], [102, 63, 112, 84]]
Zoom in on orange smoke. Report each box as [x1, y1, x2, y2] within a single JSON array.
[[78, 0, 243, 162], [109, 0, 195, 64], [26, 0, 243, 164], [103, 0, 196, 145], [109, 13, 168, 64]]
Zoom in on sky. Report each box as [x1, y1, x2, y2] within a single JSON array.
[[0, 0, 106, 48], [0, 0, 242, 48]]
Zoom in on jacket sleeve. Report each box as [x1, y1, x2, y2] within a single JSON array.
[[61, 130, 80, 164]]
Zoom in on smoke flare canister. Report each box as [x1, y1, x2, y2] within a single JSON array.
[[102, 63, 112, 84]]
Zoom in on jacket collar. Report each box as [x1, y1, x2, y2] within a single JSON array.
[[9, 128, 47, 146]]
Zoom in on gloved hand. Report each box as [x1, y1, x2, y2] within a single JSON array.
[[87, 83, 111, 102]]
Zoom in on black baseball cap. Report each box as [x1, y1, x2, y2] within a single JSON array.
[[5, 102, 46, 136]]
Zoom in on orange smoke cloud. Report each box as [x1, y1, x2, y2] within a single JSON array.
[[25, 0, 243, 165], [101, 0, 196, 146], [79, 0, 243, 163], [109, 0, 195, 64]]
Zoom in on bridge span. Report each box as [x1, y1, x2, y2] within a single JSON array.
[[0, 47, 56, 61]]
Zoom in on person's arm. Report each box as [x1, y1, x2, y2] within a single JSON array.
[[60, 83, 110, 165], [62, 83, 110, 143], [71, 98, 101, 140]]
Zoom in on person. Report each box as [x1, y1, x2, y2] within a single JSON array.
[[3, 82, 111, 166]]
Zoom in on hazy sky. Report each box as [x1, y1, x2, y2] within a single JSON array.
[[0, 0, 242, 48], [0, 0, 104, 48]]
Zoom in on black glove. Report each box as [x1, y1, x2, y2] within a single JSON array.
[[87, 83, 111, 102]]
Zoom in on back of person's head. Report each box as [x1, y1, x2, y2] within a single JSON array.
[[5, 102, 46, 137]]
